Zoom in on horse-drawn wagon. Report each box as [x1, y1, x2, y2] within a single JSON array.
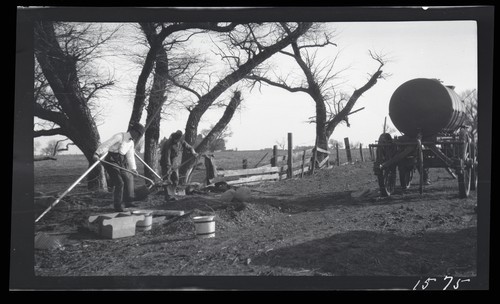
[[370, 78, 477, 198]]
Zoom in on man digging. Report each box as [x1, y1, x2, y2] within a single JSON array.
[[160, 130, 198, 202], [95, 123, 145, 212]]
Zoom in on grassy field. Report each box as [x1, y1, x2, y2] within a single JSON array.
[[34, 148, 372, 194]]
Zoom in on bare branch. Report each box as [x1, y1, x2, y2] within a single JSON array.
[[84, 81, 115, 103], [57, 142, 76, 152], [278, 50, 296, 58], [167, 74, 202, 99], [347, 107, 365, 116], [34, 128, 66, 138], [34, 103, 68, 127], [246, 75, 309, 93]]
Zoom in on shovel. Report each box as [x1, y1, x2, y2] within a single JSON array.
[[99, 159, 163, 201]]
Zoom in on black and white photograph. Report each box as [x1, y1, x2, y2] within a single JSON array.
[[12, 6, 492, 290]]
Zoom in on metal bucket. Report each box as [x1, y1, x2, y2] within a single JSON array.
[[133, 210, 153, 232], [192, 215, 215, 238]]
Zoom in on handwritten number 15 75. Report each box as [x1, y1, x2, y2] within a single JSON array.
[[413, 276, 471, 290]]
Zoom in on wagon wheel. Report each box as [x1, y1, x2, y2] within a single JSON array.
[[378, 167, 397, 196], [375, 133, 397, 197], [457, 131, 471, 198], [470, 141, 478, 191], [398, 166, 413, 190]]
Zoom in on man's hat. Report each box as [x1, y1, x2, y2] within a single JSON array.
[[129, 123, 145, 137], [172, 130, 183, 140]]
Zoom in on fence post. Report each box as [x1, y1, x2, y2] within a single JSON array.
[[287, 132, 293, 178], [336, 143, 340, 166], [271, 145, 278, 167], [311, 147, 317, 175], [344, 137, 352, 163], [301, 150, 306, 178], [359, 143, 364, 162], [242, 158, 248, 169], [369, 144, 373, 161]]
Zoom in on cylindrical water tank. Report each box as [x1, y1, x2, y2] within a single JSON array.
[[389, 78, 467, 138]]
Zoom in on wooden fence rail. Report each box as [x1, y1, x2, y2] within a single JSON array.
[[206, 134, 369, 187]]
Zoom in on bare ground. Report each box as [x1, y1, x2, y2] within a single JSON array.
[[34, 161, 477, 278]]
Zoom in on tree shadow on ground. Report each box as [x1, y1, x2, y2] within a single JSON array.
[[250, 191, 355, 214], [251, 227, 477, 277], [249, 187, 468, 214]]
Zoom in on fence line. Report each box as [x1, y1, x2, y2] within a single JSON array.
[[206, 134, 370, 187]]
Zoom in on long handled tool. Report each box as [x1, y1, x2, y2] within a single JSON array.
[[35, 104, 165, 223], [134, 152, 163, 180], [160, 153, 204, 181], [35, 153, 109, 223], [99, 158, 163, 200], [99, 159, 155, 185]]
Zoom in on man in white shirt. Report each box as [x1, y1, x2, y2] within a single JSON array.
[[95, 123, 145, 212]]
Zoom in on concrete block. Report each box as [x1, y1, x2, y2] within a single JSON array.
[[87, 211, 144, 239]]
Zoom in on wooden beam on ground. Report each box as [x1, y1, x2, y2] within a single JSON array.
[[218, 166, 280, 178], [226, 173, 280, 185]]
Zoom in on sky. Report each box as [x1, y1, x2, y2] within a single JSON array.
[[34, 20, 477, 154]]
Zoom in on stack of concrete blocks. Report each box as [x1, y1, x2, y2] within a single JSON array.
[[87, 211, 145, 239]]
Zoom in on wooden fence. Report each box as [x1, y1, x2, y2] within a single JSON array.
[[207, 132, 339, 186], [206, 133, 372, 186]]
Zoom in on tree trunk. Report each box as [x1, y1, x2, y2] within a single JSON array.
[[143, 46, 168, 180], [128, 41, 160, 126], [182, 91, 242, 184], [325, 70, 383, 138], [312, 90, 329, 163], [34, 21, 107, 190]]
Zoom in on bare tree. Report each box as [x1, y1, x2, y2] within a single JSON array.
[[275, 137, 286, 151], [174, 22, 313, 183], [196, 124, 233, 152], [36, 138, 76, 161], [195, 91, 240, 152], [328, 138, 344, 149], [247, 23, 388, 163], [127, 22, 241, 180], [34, 21, 118, 189], [460, 89, 477, 142]]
